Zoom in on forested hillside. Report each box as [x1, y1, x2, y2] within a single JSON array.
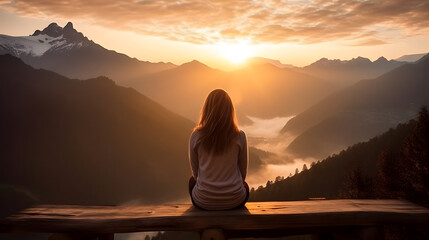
[[251, 108, 429, 206]]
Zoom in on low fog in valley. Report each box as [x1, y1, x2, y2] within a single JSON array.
[[241, 116, 317, 189]]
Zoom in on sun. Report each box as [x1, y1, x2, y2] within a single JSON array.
[[217, 40, 253, 64]]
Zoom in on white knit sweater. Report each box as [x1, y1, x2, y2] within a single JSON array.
[[189, 130, 248, 210]]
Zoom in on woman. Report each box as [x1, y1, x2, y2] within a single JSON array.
[[188, 89, 249, 210]]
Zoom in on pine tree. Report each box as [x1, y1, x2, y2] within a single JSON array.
[[302, 164, 308, 171]]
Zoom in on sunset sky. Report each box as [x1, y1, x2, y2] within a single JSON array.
[[1, 0, 428, 70]]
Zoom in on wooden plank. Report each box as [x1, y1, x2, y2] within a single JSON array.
[[48, 233, 114, 240], [1, 200, 428, 234]]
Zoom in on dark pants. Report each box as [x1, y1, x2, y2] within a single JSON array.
[[188, 176, 250, 210]]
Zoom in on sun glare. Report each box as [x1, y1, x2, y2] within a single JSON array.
[[218, 40, 253, 64]]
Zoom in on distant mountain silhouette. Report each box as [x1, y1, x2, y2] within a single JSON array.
[[301, 56, 406, 88], [245, 57, 295, 68], [282, 54, 429, 159], [395, 53, 427, 62], [0, 54, 193, 205], [0, 22, 175, 83], [134, 61, 333, 122]]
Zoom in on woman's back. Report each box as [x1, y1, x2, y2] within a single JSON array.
[[189, 130, 248, 210]]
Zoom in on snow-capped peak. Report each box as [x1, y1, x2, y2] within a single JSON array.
[[0, 22, 91, 57], [32, 22, 87, 43]]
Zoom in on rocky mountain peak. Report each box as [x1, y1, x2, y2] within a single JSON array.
[[64, 22, 74, 30], [32, 22, 62, 37], [31, 22, 88, 43], [375, 56, 388, 63]]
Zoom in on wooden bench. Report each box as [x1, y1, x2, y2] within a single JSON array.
[[1, 199, 429, 240]]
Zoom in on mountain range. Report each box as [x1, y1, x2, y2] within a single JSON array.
[[300, 56, 406, 88], [243, 55, 424, 90], [3, 22, 425, 123], [283, 54, 429, 159], [0, 22, 175, 83]]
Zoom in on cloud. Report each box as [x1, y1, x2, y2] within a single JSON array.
[[1, 0, 429, 45], [349, 38, 389, 46]]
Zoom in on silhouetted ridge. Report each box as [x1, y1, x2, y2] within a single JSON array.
[[416, 53, 429, 63], [395, 53, 428, 62], [85, 76, 116, 86], [301, 55, 406, 88], [0, 54, 27, 66], [246, 57, 294, 68], [0, 54, 41, 76], [0, 54, 194, 205], [349, 56, 371, 64], [309, 56, 393, 67], [178, 60, 213, 71], [282, 51, 429, 159], [374, 56, 388, 63], [243, 62, 283, 72], [32, 23, 62, 37], [308, 57, 340, 67], [64, 22, 73, 30]]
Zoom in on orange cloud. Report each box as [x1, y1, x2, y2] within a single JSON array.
[[1, 0, 428, 45], [350, 38, 389, 46]]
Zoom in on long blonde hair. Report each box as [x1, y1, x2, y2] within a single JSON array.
[[195, 89, 239, 154]]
